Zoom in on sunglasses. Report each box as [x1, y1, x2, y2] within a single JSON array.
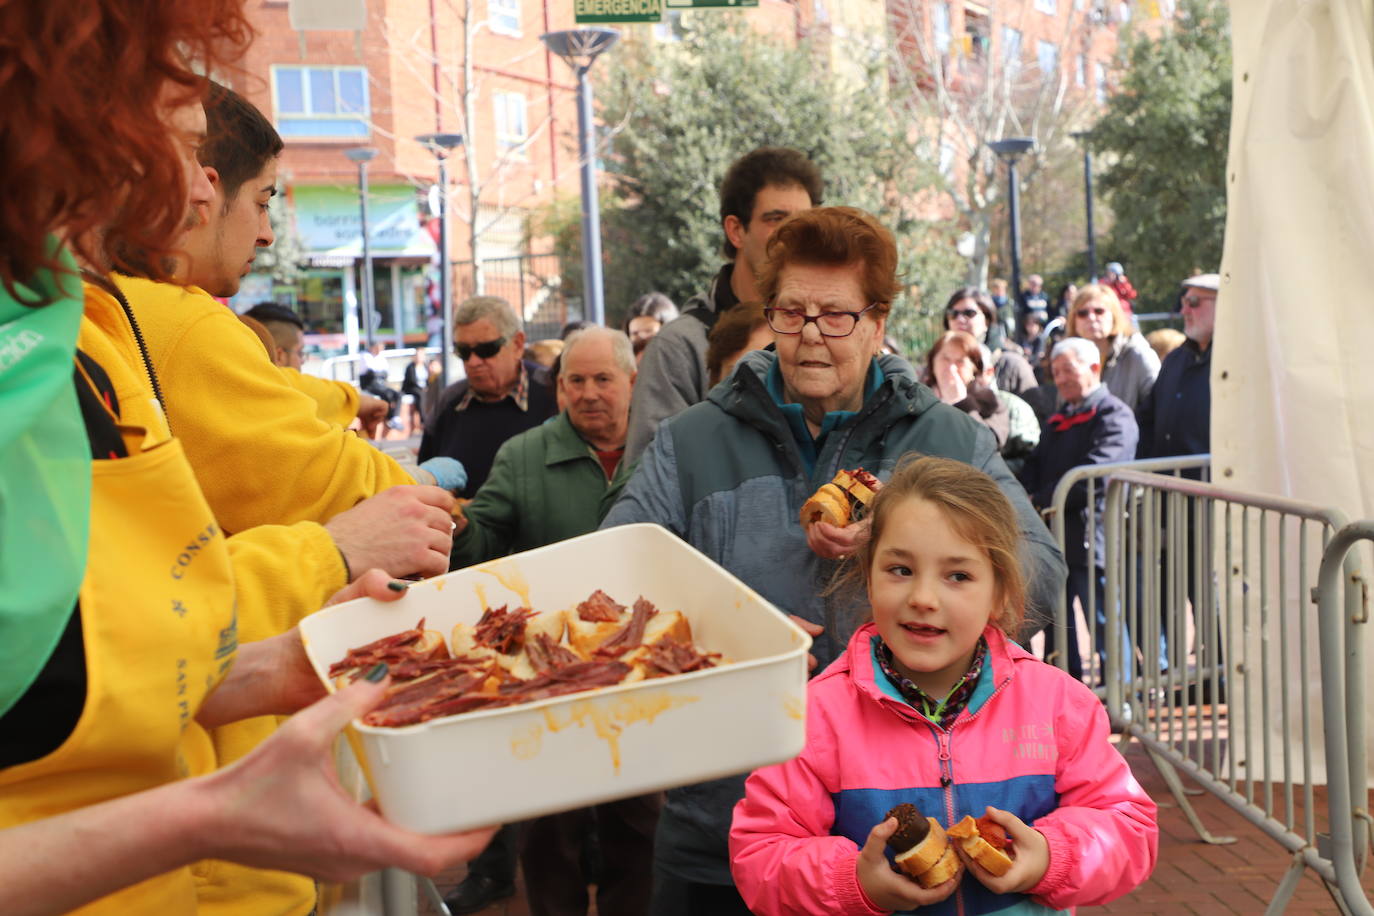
[[947, 307, 981, 320], [455, 338, 506, 361], [1075, 307, 1108, 318], [1181, 295, 1215, 310]]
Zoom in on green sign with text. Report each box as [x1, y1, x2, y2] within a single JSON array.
[[574, 0, 662, 23], [663, 0, 758, 7]]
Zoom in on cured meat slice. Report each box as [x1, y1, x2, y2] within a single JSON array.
[[526, 632, 581, 673], [575, 589, 625, 622], [595, 597, 658, 658], [644, 635, 720, 678], [473, 604, 534, 655]]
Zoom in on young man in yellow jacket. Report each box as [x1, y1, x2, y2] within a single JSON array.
[[111, 82, 469, 916]]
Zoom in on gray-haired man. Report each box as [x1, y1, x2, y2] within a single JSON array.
[[418, 295, 557, 499]]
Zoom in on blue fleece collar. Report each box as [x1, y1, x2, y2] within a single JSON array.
[[766, 360, 884, 475]]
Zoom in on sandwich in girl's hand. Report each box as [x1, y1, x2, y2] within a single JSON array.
[[729, 456, 1159, 916]]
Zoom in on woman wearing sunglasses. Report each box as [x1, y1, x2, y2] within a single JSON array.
[[600, 207, 1066, 914], [941, 287, 1038, 396], [1064, 284, 1160, 413]]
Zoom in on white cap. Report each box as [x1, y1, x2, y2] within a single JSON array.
[[1182, 273, 1220, 291]]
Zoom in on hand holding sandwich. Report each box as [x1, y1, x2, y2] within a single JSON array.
[[805, 517, 870, 560], [856, 816, 959, 911], [953, 806, 1049, 895]]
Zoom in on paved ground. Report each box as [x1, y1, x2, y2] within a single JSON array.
[[417, 725, 1374, 916]]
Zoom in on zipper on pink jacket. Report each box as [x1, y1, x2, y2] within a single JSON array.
[[935, 726, 965, 916]]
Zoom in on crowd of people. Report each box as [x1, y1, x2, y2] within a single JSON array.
[[0, 2, 1230, 914]]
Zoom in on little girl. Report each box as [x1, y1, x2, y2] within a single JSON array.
[[730, 456, 1157, 915]]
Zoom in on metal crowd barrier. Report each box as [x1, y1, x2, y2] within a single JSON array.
[[1045, 454, 1211, 687], [1048, 458, 1372, 913]]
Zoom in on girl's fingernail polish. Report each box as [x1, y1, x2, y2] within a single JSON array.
[[387, 581, 407, 592], [364, 663, 389, 682]]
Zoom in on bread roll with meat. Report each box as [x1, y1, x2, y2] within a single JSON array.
[[885, 803, 958, 888], [800, 468, 882, 531], [946, 815, 1014, 877]]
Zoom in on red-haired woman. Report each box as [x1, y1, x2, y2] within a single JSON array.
[[0, 3, 493, 913], [601, 206, 1066, 911]]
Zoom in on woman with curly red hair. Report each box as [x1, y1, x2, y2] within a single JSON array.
[[0, 3, 494, 913]]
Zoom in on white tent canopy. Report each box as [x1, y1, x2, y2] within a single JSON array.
[[1218, 0, 1374, 781]]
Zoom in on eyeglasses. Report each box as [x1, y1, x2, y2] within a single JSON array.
[[1181, 295, 1215, 310], [1075, 307, 1108, 318], [764, 304, 877, 338], [946, 307, 981, 320], [455, 338, 506, 361]]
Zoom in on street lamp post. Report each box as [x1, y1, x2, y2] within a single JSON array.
[[344, 147, 378, 351], [540, 28, 619, 327], [1070, 130, 1098, 282], [987, 138, 1036, 319], [415, 132, 464, 388]]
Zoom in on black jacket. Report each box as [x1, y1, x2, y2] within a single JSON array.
[[1137, 339, 1210, 473], [1019, 385, 1139, 567], [417, 360, 557, 498]]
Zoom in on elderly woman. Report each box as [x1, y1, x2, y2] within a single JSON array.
[[942, 286, 1038, 395], [1066, 283, 1159, 412], [602, 206, 1065, 913]]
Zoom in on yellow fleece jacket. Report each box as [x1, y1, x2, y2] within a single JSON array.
[[82, 281, 341, 916], [282, 367, 359, 428], [113, 275, 415, 532]]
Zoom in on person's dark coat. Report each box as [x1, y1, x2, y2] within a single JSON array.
[[1136, 338, 1210, 477], [1019, 384, 1139, 567]]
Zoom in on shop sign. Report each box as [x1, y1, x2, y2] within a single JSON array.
[[292, 184, 436, 258]]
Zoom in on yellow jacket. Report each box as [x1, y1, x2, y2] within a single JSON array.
[[113, 275, 415, 531], [282, 366, 360, 429], [87, 282, 344, 915]]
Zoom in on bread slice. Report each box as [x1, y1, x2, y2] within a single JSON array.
[[892, 817, 949, 882], [946, 815, 1014, 877], [642, 609, 691, 646], [799, 484, 850, 530], [917, 844, 960, 887], [567, 616, 624, 658]]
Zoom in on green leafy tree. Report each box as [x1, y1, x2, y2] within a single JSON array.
[[1090, 0, 1231, 310], [586, 18, 964, 355]]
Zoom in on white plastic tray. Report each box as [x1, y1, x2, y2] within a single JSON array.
[[300, 523, 813, 834]]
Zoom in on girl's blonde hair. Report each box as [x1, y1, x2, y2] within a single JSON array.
[[848, 455, 1027, 637]]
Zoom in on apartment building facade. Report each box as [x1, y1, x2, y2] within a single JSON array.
[[227, 0, 1158, 353]]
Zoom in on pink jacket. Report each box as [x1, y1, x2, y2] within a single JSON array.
[[730, 624, 1157, 915]]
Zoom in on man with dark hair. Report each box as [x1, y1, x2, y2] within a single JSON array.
[[244, 301, 305, 368], [110, 86, 469, 914], [624, 147, 821, 461]]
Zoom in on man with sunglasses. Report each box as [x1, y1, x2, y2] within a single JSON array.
[[420, 295, 557, 502], [1136, 273, 1221, 697], [1137, 273, 1216, 466]]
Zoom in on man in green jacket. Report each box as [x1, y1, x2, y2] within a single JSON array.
[[450, 326, 636, 565], [444, 325, 647, 916]]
